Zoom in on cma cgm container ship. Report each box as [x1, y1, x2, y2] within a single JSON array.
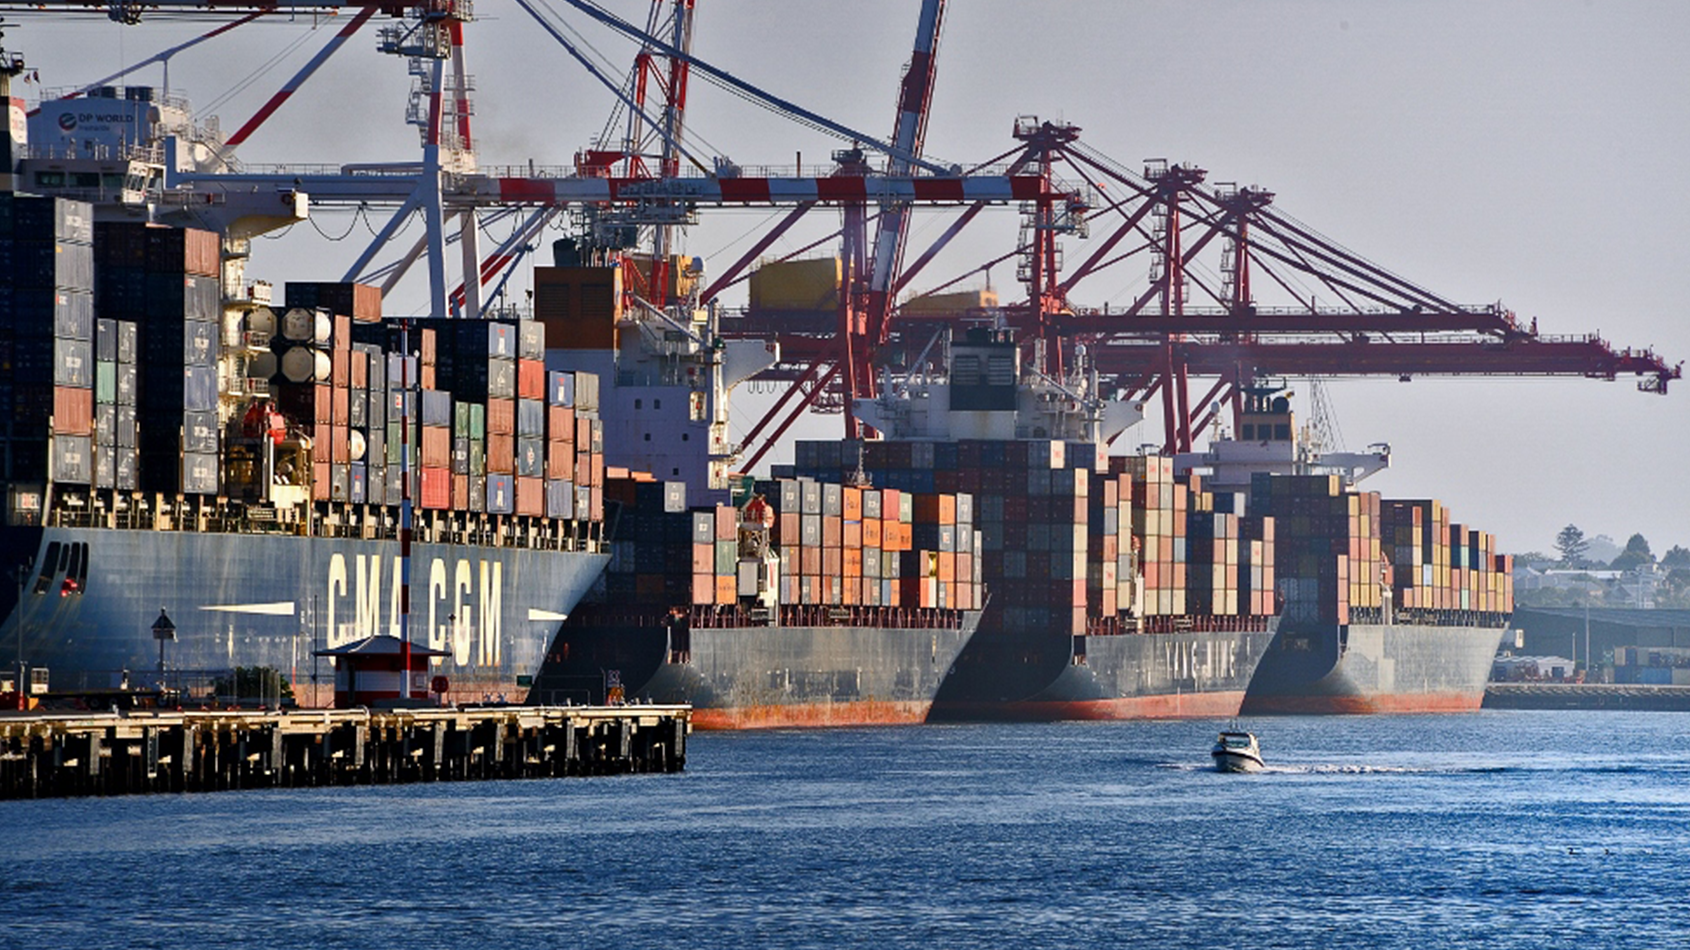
[[0, 194, 609, 704], [526, 255, 980, 728], [1174, 388, 1512, 714]]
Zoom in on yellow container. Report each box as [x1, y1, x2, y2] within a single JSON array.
[[899, 288, 999, 315], [749, 257, 841, 311]]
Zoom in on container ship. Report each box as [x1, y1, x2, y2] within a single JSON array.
[[791, 326, 1280, 721], [0, 191, 611, 705], [531, 472, 982, 728], [525, 252, 982, 728], [1175, 388, 1513, 714]]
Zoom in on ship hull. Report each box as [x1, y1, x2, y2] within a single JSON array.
[[928, 619, 1276, 722], [532, 606, 981, 729], [1240, 621, 1507, 715], [0, 524, 607, 704]]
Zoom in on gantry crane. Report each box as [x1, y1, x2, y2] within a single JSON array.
[[9, 1, 1678, 469]]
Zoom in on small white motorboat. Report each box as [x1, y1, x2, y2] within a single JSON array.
[[1211, 730, 1264, 773]]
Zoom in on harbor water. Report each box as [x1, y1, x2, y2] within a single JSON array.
[[4, 710, 1688, 948]]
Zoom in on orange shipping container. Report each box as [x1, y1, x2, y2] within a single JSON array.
[[421, 425, 451, 468], [548, 405, 575, 443], [863, 518, 882, 549], [516, 476, 543, 516], [487, 398, 515, 436], [487, 433, 515, 474], [546, 441, 571, 480]]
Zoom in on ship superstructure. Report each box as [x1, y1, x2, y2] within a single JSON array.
[[538, 247, 778, 504], [1172, 385, 1389, 493]]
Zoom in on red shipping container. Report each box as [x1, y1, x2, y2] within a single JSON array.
[[332, 385, 349, 426], [914, 494, 956, 524], [419, 467, 451, 509], [692, 573, 714, 605], [517, 359, 545, 400], [331, 348, 350, 388], [52, 386, 93, 436], [312, 461, 331, 501], [350, 350, 368, 389], [331, 424, 349, 465], [452, 473, 469, 510]]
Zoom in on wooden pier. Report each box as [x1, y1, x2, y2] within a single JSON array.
[[0, 704, 689, 799]]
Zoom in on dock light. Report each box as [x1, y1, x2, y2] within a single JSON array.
[[151, 607, 177, 680]]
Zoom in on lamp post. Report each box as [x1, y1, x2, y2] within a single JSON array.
[[151, 607, 176, 688], [15, 566, 24, 698], [1584, 598, 1592, 682]]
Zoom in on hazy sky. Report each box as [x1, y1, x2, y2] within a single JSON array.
[[12, 1, 1688, 556]]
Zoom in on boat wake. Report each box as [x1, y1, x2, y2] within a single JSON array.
[[1160, 762, 1517, 775]]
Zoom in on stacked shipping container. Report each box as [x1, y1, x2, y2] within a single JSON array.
[[92, 317, 139, 491], [591, 471, 979, 618], [1250, 474, 1513, 624], [794, 440, 1281, 633], [92, 221, 223, 495], [765, 476, 979, 611], [1381, 499, 1514, 616], [0, 195, 96, 487]]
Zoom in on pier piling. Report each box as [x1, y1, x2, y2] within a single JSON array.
[[0, 705, 689, 799]]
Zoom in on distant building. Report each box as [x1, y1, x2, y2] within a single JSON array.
[[1492, 655, 1576, 683], [1511, 607, 1690, 682], [1514, 564, 1663, 608]]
